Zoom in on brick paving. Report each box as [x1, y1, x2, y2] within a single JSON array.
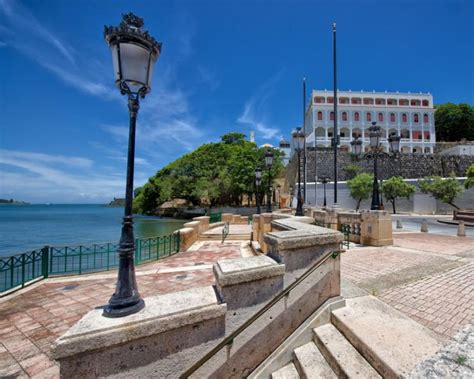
[[0, 241, 242, 378], [380, 263, 474, 339], [342, 233, 474, 341]]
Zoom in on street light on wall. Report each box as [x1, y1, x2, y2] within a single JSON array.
[[320, 175, 329, 207], [103, 13, 162, 318], [265, 150, 274, 213], [292, 127, 305, 216], [255, 167, 262, 215], [351, 122, 400, 211]]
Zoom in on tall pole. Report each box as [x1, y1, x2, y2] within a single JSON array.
[[296, 149, 303, 216], [256, 182, 261, 214], [266, 169, 272, 213], [371, 153, 380, 210], [104, 95, 144, 317], [303, 77, 307, 205], [332, 22, 338, 206]]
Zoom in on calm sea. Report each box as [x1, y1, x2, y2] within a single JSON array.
[[0, 204, 185, 257]]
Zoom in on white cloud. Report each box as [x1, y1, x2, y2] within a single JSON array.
[[0, 149, 135, 203], [237, 72, 282, 140]]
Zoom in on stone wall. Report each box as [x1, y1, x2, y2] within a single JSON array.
[[304, 148, 474, 181]]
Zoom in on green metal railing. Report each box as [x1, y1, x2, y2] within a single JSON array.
[[209, 212, 222, 223], [1, 232, 180, 295]]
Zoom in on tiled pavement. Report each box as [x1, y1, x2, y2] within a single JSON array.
[[1, 232, 473, 377], [342, 233, 474, 340], [0, 241, 242, 378]]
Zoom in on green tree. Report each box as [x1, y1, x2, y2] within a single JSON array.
[[464, 164, 474, 189], [133, 134, 283, 214], [381, 176, 416, 214], [343, 164, 361, 180], [418, 176, 464, 209], [347, 173, 373, 211], [435, 103, 474, 142]]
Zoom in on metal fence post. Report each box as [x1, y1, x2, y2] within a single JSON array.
[[78, 246, 82, 275], [42, 246, 49, 279]]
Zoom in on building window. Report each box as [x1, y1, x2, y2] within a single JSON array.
[[422, 100, 429, 107], [387, 98, 397, 106], [330, 111, 334, 121], [399, 99, 409, 106], [423, 113, 429, 124], [402, 113, 408, 123], [366, 112, 372, 122], [317, 111, 323, 121], [351, 97, 362, 104], [314, 96, 325, 104], [363, 98, 374, 105], [375, 98, 386, 105], [327, 97, 334, 104], [413, 113, 419, 123], [354, 112, 360, 121], [411, 99, 421, 106], [378, 112, 384, 122], [342, 112, 348, 121], [339, 97, 349, 104], [424, 132, 430, 140], [390, 113, 396, 123]]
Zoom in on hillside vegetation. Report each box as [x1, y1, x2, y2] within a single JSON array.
[[133, 133, 283, 214]]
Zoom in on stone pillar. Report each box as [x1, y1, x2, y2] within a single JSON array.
[[457, 221, 466, 237], [421, 219, 428, 233], [258, 213, 273, 253], [184, 220, 200, 236], [326, 208, 339, 230], [52, 287, 226, 378], [193, 216, 210, 233], [222, 213, 233, 223], [213, 255, 285, 332], [360, 210, 393, 246], [175, 227, 196, 252]]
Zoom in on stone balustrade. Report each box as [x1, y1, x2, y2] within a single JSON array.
[[52, 215, 343, 378]]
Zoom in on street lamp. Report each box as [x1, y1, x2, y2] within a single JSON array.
[[351, 122, 400, 211], [320, 175, 329, 207], [292, 127, 305, 216], [265, 150, 274, 213], [255, 167, 262, 214], [103, 13, 162, 318]]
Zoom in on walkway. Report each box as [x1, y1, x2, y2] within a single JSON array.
[[342, 233, 473, 340], [0, 241, 244, 378]]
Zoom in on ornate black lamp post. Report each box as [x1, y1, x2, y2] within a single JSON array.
[[351, 122, 400, 211], [320, 175, 329, 207], [265, 150, 274, 213], [103, 13, 162, 318], [255, 167, 262, 214], [293, 127, 305, 216]]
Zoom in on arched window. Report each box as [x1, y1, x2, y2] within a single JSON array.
[[354, 112, 360, 122], [378, 112, 384, 122], [423, 113, 429, 124], [402, 113, 408, 123], [366, 112, 372, 122], [413, 114, 419, 123], [330, 111, 334, 121], [342, 112, 348, 121], [317, 111, 323, 121], [390, 113, 396, 123]]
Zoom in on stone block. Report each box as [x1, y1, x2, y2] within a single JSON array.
[[214, 256, 285, 310], [175, 227, 196, 251], [52, 286, 226, 378], [360, 210, 393, 246], [222, 213, 233, 223], [192, 216, 210, 233]]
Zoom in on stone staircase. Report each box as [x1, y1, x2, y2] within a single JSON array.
[[254, 295, 443, 379]]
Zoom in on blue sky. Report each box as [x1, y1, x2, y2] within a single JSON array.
[[0, 0, 473, 203]]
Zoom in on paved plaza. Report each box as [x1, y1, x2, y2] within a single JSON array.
[[0, 229, 473, 378]]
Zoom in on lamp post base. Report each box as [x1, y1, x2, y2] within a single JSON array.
[[103, 298, 145, 318]]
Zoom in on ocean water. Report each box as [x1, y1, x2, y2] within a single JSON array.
[[0, 204, 185, 257]]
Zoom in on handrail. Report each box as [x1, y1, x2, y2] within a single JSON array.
[[179, 249, 339, 378]]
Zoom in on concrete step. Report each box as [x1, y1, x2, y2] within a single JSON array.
[[199, 234, 249, 241], [313, 324, 381, 379], [271, 362, 300, 379], [331, 295, 443, 378], [293, 341, 336, 379]]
